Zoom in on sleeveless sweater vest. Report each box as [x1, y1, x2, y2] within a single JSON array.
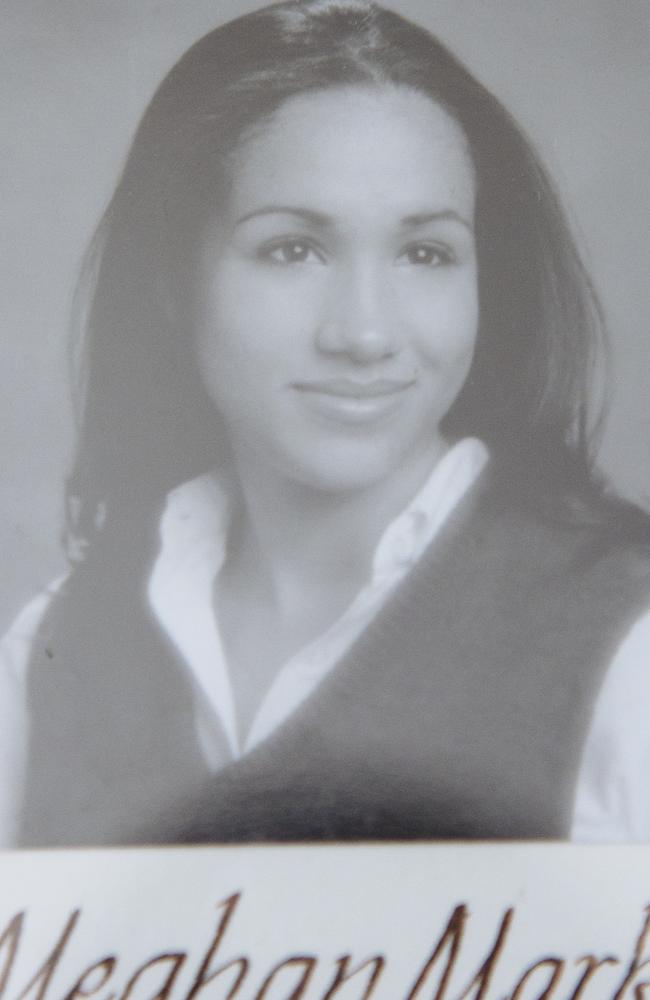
[[22, 473, 650, 846]]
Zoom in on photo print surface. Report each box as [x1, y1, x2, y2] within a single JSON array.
[[1, 0, 649, 849]]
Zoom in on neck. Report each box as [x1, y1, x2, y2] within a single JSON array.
[[227, 440, 447, 615]]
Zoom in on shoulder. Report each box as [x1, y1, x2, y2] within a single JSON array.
[[0, 576, 69, 684], [573, 607, 650, 842], [483, 468, 650, 571], [465, 471, 650, 641], [0, 577, 67, 848]]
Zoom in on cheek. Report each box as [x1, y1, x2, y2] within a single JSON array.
[[195, 273, 275, 391], [408, 271, 479, 373], [197, 261, 320, 376]]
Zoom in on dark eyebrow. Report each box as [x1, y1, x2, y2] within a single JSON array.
[[234, 205, 474, 233], [234, 206, 331, 228], [401, 210, 474, 233]]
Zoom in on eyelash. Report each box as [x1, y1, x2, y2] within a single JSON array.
[[256, 239, 457, 268], [398, 243, 457, 268], [258, 239, 325, 266]]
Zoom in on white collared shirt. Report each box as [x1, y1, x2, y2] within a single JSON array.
[[1, 438, 649, 845]]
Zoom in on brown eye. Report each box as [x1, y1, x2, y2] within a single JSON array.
[[262, 239, 325, 265], [400, 243, 454, 267]]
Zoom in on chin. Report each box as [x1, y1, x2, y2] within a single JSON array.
[[280, 441, 414, 496]]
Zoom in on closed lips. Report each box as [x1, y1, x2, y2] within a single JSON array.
[[293, 379, 415, 398]]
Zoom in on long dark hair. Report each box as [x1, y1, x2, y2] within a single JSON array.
[[67, 0, 614, 556]]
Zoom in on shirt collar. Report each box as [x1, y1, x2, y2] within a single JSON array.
[[152, 437, 489, 594], [147, 437, 489, 757], [370, 437, 489, 579]]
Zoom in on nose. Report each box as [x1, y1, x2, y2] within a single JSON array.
[[315, 261, 398, 364]]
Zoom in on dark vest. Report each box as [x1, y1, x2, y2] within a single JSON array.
[[22, 473, 650, 846]]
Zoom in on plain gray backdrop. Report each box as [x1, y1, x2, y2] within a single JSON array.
[[2, 0, 649, 631]]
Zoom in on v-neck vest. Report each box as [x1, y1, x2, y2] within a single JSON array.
[[21, 473, 650, 846]]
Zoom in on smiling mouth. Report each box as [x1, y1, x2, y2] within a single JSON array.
[[292, 378, 415, 399], [290, 377, 415, 426]]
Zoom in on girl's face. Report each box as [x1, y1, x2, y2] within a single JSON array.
[[195, 85, 478, 493]]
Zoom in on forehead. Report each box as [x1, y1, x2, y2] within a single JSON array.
[[226, 85, 476, 225]]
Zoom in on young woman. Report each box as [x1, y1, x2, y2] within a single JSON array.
[[2, 0, 649, 847]]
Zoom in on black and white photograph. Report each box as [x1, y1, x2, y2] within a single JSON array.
[[1, 0, 649, 852]]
